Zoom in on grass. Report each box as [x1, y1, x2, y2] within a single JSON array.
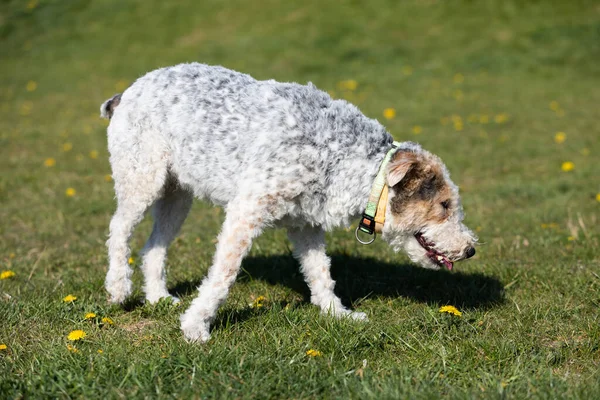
[[1, 0, 599, 398]]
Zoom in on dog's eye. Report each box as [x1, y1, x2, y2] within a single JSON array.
[[440, 200, 450, 210]]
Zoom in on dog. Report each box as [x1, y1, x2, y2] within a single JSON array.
[[100, 63, 477, 342]]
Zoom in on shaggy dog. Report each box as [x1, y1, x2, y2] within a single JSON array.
[[101, 63, 477, 342]]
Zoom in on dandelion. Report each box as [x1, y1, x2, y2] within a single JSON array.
[[596, 193, 600, 202], [101, 317, 114, 325], [66, 344, 79, 353], [412, 125, 422, 134], [337, 80, 357, 91], [549, 101, 560, 111], [9, 253, 15, 258], [439, 305, 462, 317], [44, 158, 56, 167], [128, 257, 134, 265], [67, 330, 86, 341], [26, 81, 37, 92], [63, 294, 77, 303], [453, 120, 464, 131], [453, 73, 464, 84], [27, 0, 38, 10], [65, 188, 76, 197], [401, 66, 413, 76], [1, 270, 16, 280], [494, 113, 508, 124], [467, 114, 478, 123], [97, 349, 103, 354], [306, 349, 322, 357], [567, 236, 576, 241], [251, 295, 266, 308], [561, 161, 574, 172], [383, 108, 396, 120], [479, 114, 489, 124], [62, 142, 73, 152], [0, 344, 7, 350], [84, 312, 96, 320], [104, 174, 112, 182], [554, 132, 566, 144], [89, 150, 98, 159], [20, 101, 33, 116]]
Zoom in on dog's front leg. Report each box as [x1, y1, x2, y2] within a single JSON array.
[[180, 201, 264, 343], [288, 226, 367, 321]]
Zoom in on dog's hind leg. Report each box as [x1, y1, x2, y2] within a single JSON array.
[[105, 149, 168, 304], [140, 183, 193, 304], [180, 196, 266, 342], [288, 226, 367, 321]]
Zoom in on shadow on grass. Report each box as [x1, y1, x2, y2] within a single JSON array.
[[171, 254, 504, 310]]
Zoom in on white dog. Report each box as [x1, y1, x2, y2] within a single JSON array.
[[101, 63, 477, 342]]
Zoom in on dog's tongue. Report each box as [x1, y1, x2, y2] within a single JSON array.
[[443, 259, 453, 271]]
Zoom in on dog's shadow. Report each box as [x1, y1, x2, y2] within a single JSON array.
[[171, 254, 504, 319]]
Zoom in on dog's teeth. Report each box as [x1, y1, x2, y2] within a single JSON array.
[[437, 255, 444, 261]]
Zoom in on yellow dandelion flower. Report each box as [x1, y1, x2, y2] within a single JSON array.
[[9, 253, 15, 258], [62, 142, 73, 152], [439, 305, 462, 317], [337, 80, 357, 91], [97, 349, 103, 354], [494, 113, 508, 124], [89, 150, 99, 159], [128, 257, 134, 265], [412, 125, 422, 134], [306, 349, 322, 357], [65, 188, 76, 197], [27, 0, 38, 10], [549, 101, 560, 111], [67, 330, 86, 341], [467, 114, 478, 123], [63, 294, 77, 303], [115, 80, 129, 92], [20, 101, 33, 116], [453, 89, 464, 101], [0, 344, 7, 350], [596, 193, 600, 202], [554, 132, 566, 144], [479, 114, 489, 124], [1, 270, 16, 280], [44, 158, 56, 167], [251, 295, 266, 308], [66, 344, 79, 353], [402, 66, 413, 76], [84, 312, 96, 320], [101, 317, 114, 325], [383, 108, 396, 120], [561, 161, 574, 172], [104, 174, 112, 182], [453, 73, 464, 84], [453, 120, 464, 131], [26, 81, 37, 92], [567, 236, 575, 241]]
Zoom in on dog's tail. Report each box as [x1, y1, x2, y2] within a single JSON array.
[[100, 93, 122, 119]]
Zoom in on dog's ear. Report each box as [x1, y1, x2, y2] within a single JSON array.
[[387, 150, 419, 187]]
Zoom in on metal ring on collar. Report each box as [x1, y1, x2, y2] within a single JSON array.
[[355, 226, 376, 245]]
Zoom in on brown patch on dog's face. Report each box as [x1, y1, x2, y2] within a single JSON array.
[[387, 150, 455, 231]]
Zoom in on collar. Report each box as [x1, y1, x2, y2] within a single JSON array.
[[355, 141, 401, 244]]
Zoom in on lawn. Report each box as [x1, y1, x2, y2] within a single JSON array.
[[1, 0, 599, 398]]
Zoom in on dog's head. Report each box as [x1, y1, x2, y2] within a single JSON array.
[[381, 142, 477, 270]]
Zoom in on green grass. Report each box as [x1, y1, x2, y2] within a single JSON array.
[[1, 0, 599, 398]]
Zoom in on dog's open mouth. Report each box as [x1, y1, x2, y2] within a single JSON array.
[[415, 233, 453, 270]]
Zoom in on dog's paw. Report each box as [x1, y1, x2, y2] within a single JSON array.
[[347, 311, 368, 322], [146, 293, 180, 305], [105, 270, 133, 304], [180, 313, 211, 343]]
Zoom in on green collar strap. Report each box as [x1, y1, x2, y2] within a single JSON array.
[[355, 141, 401, 244]]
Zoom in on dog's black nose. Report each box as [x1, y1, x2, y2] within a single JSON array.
[[465, 247, 476, 259]]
